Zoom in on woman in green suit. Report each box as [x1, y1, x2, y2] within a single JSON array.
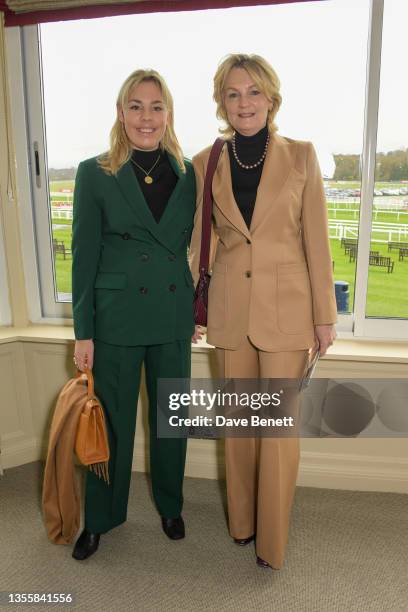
[[71, 69, 196, 560]]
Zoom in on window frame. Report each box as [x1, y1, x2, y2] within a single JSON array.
[[353, 0, 408, 340], [6, 24, 72, 323], [5, 0, 408, 339], [0, 220, 12, 326]]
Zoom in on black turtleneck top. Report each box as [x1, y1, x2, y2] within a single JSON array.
[[130, 148, 178, 223], [227, 125, 269, 229]]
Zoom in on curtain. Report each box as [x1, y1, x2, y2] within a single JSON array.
[[7, 0, 150, 13], [0, 10, 16, 204], [3, 0, 324, 27]]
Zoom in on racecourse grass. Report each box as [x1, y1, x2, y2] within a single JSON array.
[[329, 239, 408, 318], [50, 181, 408, 317], [51, 226, 408, 318]]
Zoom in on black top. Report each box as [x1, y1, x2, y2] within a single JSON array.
[[130, 148, 178, 223], [227, 125, 269, 229]]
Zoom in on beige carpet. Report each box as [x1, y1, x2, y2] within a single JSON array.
[[0, 462, 407, 611]]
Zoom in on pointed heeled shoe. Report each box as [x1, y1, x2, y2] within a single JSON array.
[[233, 535, 255, 546], [256, 556, 273, 569], [72, 529, 100, 560], [161, 516, 185, 540]]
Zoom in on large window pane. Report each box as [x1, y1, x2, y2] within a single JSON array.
[[366, 0, 408, 318], [38, 0, 369, 305]]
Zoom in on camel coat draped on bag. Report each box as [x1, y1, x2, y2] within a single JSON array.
[[42, 376, 91, 545]]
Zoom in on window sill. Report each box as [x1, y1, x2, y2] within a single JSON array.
[[0, 325, 407, 364]]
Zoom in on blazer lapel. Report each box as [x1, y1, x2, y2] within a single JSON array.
[[115, 158, 176, 251], [212, 145, 251, 240], [249, 133, 297, 233]]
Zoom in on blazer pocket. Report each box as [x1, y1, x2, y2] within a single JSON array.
[[208, 261, 227, 330], [278, 262, 308, 275], [277, 263, 313, 335], [94, 273, 127, 290]]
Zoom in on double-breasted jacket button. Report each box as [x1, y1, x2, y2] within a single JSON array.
[[141, 253, 149, 262], [169, 284, 177, 292], [122, 232, 131, 240], [139, 287, 148, 294], [168, 254, 176, 261], [246, 239, 251, 244], [245, 271, 252, 278]]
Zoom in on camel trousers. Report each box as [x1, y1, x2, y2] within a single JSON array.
[[215, 337, 308, 569]]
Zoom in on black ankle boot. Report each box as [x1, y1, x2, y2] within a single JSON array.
[[72, 529, 100, 560], [161, 516, 185, 540]]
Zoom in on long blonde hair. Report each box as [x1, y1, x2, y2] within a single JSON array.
[[98, 69, 185, 175], [213, 53, 282, 139]]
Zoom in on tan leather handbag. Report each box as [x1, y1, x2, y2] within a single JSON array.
[[75, 368, 110, 484]]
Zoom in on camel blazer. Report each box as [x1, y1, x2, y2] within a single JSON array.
[[189, 133, 337, 351]]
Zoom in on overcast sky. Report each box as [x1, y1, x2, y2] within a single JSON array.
[[40, 0, 406, 176]]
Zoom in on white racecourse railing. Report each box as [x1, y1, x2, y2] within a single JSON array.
[[328, 207, 408, 221], [52, 206, 73, 220], [329, 219, 408, 243], [50, 201, 408, 243]]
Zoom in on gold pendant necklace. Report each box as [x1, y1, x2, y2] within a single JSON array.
[[130, 153, 161, 184]]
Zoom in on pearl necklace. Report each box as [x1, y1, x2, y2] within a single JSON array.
[[231, 131, 270, 170]]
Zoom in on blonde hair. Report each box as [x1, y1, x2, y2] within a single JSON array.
[[213, 53, 282, 139], [98, 69, 185, 175]]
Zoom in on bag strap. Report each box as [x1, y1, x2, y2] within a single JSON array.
[[198, 138, 225, 275], [75, 367, 95, 399]]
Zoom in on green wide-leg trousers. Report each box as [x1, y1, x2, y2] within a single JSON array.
[[84, 338, 190, 534]]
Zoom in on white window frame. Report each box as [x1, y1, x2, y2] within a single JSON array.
[[0, 217, 12, 326], [6, 24, 72, 323], [5, 0, 408, 339], [353, 0, 408, 340]]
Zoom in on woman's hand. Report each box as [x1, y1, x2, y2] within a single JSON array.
[[74, 339, 94, 371], [192, 325, 205, 344], [313, 324, 336, 357]]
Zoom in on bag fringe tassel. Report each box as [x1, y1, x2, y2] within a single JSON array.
[[88, 461, 110, 484]]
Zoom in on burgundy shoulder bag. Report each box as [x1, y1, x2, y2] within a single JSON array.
[[193, 138, 225, 326]]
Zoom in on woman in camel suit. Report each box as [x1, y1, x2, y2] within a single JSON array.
[[189, 53, 337, 570]]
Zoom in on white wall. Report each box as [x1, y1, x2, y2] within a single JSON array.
[[1, 336, 408, 493]]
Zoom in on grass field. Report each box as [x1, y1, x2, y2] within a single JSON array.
[[329, 238, 408, 317], [50, 180, 75, 191], [329, 210, 408, 223], [49, 181, 408, 318], [327, 181, 408, 190], [50, 180, 408, 193]]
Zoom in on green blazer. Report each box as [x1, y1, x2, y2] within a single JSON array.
[[72, 154, 196, 346]]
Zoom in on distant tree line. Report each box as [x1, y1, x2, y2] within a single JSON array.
[[50, 147, 408, 183], [333, 148, 408, 181], [48, 167, 77, 181]]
